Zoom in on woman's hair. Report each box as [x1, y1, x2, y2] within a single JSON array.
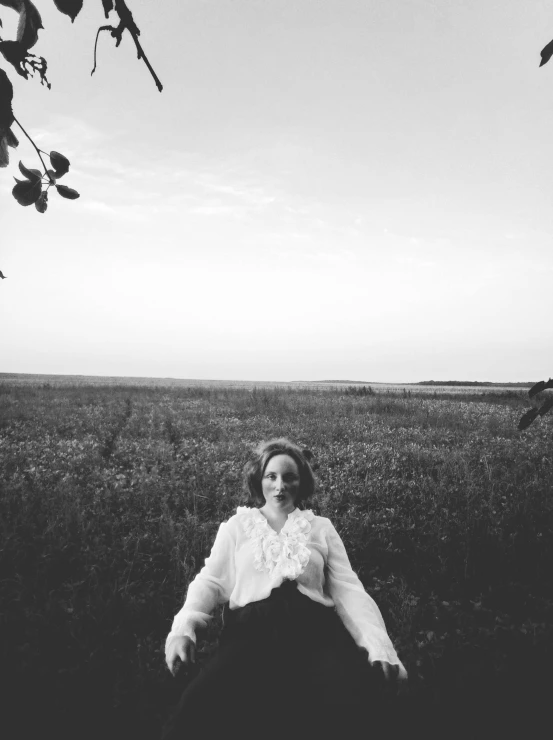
[[243, 438, 316, 508]]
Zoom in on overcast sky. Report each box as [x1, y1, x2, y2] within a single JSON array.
[[1, 0, 552, 382]]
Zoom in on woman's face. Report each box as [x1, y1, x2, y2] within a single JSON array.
[[261, 454, 300, 514]]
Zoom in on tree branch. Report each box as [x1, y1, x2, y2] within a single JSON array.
[[90, 25, 114, 77], [13, 116, 51, 178], [91, 0, 163, 91], [126, 25, 163, 92]]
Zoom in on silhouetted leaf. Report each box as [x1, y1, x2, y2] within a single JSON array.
[[0, 40, 28, 77], [56, 183, 79, 199], [18, 160, 41, 183], [0, 40, 48, 85], [0, 1, 48, 82], [0, 68, 18, 167], [17, 0, 43, 48], [12, 176, 41, 205], [35, 189, 48, 213], [0, 127, 18, 167], [0, 0, 44, 49], [518, 408, 539, 431], [46, 168, 57, 182], [529, 378, 553, 398], [49, 150, 70, 177], [0, 67, 15, 124], [540, 38, 553, 67], [538, 397, 553, 417], [101, 0, 113, 18], [529, 381, 546, 398], [53, 0, 83, 23]]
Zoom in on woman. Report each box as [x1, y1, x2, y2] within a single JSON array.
[[162, 438, 407, 739]]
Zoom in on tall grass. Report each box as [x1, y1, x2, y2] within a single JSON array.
[[1, 383, 551, 738]]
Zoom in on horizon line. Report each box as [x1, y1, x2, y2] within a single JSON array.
[[0, 371, 535, 387]]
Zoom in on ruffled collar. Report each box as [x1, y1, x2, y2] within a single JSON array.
[[236, 506, 314, 580]]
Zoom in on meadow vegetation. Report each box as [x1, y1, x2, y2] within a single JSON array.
[[1, 380, 552, 738]]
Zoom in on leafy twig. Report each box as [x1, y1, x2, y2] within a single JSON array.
[[90, 0, 163, 92], [13, 116, 50, 177]]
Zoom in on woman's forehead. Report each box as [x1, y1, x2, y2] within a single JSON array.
[[264, 454, 299, 473]]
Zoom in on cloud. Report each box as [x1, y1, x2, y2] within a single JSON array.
[[393, 254, 437, 268], [312, 250, 356, 266], [74, 157, 149, 182], [188, 204, 250, 218], [196, 175, 276, 208], [77, 200, 117, 215], [28, 121, 364, 238], [33, 117, 107, 155], [26, 119, 325, 230]]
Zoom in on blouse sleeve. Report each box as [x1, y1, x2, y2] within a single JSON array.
[[325, 520, 401, 666], [165, 521, 236, 651]]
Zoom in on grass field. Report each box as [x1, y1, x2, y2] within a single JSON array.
[[1, 377, 552, 738]]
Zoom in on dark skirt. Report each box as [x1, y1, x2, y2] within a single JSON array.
[[161, 580, 387, 740]]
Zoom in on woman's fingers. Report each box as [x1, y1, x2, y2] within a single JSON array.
[[375, 660, 409, 686], [374, 661, 396, 681], [169, 645, 182, 676], [384, 662, 398, 681], [166, 636, 196, 676], [178, 638, 195, 665], [397, 661, 408, 681]]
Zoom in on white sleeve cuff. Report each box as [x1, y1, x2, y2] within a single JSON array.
[[165, 609, 213, 650]]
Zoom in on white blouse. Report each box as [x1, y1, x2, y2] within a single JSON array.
[[166, 506, 401, 666]]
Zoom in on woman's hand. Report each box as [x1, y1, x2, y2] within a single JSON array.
[[374, 660, 409, 694], [166, 635, 196, 677]]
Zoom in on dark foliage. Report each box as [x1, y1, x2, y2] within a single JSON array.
[[518, 379, 553, 431], [0, 0, 162, 225]]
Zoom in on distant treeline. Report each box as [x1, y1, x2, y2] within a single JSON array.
[[311, 380, 374, 384], [310, 380, 534, 388], [417, 380, 533, 387]]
